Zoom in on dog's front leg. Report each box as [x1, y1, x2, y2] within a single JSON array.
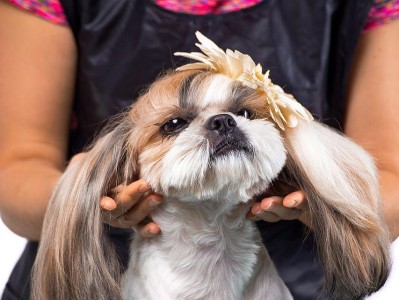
[[243, 247, 292, 300]]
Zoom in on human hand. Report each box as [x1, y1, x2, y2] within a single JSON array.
[[247, 190, 310, 226], [69, 153, 163, 237], [100, 180, 163, 237]]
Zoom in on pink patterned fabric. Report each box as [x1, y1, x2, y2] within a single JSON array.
[[6, 0, 67, 25], [364, 0, 399, 31], [5, 0, 399, 30], [155, 0, 261, 14]]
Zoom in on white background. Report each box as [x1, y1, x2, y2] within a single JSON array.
[[1, 218, 398, 298], [0, 219, 26, 296]]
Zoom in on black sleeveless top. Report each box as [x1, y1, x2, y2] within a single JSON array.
[[2, 1, 373, 299]]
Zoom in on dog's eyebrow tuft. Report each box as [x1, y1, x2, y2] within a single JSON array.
[[229, 82, 259, 106], [178, 72, 202, 108]]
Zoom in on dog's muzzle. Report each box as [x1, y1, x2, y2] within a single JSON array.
[[206, 114, 252, 158]]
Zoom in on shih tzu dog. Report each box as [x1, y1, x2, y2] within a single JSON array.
[[32, 32, 390, 300]]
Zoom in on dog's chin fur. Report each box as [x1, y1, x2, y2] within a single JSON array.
[[32, 70, 391, 300]]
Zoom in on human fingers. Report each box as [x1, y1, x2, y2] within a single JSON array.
[[102, 192, 163, 229], [282, 190, 308, 210], [247, 196, 302, 222], [136, 222, 162, 238], [247, 200, 280, 222], [100, 196, 121, 227], [283, 190, 311, 227], [117, 193, 163, 228], [101, 179, 152, 219]]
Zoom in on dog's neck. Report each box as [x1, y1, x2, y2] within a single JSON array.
[[128, 197, 261, 299], [152, 197, 253, 237]]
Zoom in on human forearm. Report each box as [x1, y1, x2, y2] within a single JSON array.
[[0, 1, 77, 240], [379, 170, 399, 239], [0, 160, 62, 240], [344, 19, 399, 240]]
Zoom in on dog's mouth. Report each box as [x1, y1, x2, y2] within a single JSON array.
[[212, 139, 252, 158]]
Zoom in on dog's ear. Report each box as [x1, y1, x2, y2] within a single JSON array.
[[283, 121, 391, 299], [32, 117, 137, 300]]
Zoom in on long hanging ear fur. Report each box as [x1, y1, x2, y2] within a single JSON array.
[[31, 117, 136, 300], [284, 121, 391, 299]]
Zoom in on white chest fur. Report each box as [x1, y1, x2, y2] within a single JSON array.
[[122, 199, 292, 300]]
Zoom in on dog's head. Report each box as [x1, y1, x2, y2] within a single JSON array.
[[128, 70, 286, 202], [32, 36, 391, 300]]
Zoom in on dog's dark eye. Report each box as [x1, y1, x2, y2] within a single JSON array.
[[161, 118, 188, 134], [236, 108, 253, 120]]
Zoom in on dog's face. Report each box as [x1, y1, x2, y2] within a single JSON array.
[[128, 70, 286, 201]]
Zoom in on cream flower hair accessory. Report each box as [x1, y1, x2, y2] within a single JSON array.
[[175, 31, 313, 130]]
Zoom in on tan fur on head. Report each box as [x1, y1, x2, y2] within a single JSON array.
[[32, 70, 390, 300]]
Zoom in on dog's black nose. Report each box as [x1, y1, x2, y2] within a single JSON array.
[[205, 114, 237, 134]]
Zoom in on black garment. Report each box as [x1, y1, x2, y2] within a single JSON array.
[[2, 0, 373, 299]]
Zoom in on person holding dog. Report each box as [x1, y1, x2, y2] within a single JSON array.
[[0, 0, 398, 299]]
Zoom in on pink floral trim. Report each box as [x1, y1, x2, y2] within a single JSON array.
[[364, 0, 399, 31], [154, 0, 262, 14], [6, 0, 399, 30], [7, 0, 67, 25]]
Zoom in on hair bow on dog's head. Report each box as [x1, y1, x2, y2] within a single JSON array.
[[175, 31, 313, 130]]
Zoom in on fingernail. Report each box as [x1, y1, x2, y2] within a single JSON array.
[[287, 199, 297, 207], [139, 184, 151, 193], [101, 198, 116, 211], [148, 229, 159, 236], [264, 201, 274, 210], [149, 199, 161, 207]]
